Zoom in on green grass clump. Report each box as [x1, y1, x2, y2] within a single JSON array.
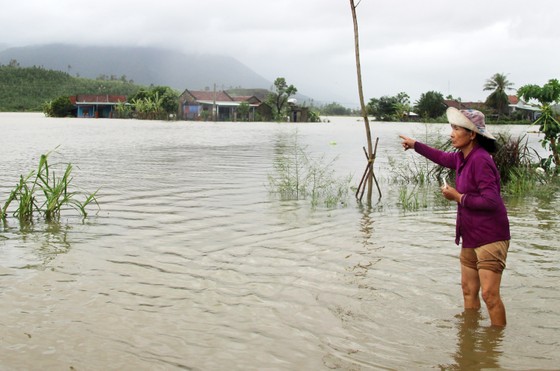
[[1, 149, 99, 222]]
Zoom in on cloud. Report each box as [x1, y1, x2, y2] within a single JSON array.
[[1, 0, 559, 106]]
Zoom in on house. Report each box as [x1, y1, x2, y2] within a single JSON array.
[[508, 95, 541, 120], [287, 99, 309, 122], [71, 95, 127, 118], [178, 89, 263, 121], [233, 95, 274, 121]]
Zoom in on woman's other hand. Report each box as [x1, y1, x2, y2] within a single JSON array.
[[441, 184, 463, 203]]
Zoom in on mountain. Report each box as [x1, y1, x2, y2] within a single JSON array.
[[0, 44, 273, 92]]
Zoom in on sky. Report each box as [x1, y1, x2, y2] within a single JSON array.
[[1, 0, 559, 107]]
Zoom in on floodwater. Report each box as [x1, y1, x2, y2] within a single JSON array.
[[0, 113, 558, 370]]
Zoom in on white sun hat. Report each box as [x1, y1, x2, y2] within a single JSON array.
[[446, 107, 496, 140]]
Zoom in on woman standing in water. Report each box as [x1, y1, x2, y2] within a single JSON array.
[[399, 107, 510, 326]]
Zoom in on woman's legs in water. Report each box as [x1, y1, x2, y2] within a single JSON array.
[[479, 269, 506, 326], [461, 264, 506, 326], [461, 264, 481, 309], [459, 242, 508, 326]]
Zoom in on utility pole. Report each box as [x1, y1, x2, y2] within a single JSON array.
[[213, 83, 217, 121]]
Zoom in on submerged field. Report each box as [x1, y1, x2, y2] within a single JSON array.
[[1, 113, 558, 370]]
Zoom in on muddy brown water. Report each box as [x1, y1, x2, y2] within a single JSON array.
[[1, 113, 558, 370]]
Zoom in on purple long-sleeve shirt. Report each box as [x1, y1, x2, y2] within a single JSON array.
[[414, 141, 510, 248]]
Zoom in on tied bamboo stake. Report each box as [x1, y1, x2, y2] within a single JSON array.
[[350, 0, 380, 202], [355, 140, 382, 201]]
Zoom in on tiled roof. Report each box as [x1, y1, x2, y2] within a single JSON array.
[[232, 96, 252, 101], [232, 95, 261, 104], [188, 90, 233, 102], [462, 102, 486, 110], [443, 100, 485, 110], [75, 95, 127, 103], [443, 100, 464, 109]]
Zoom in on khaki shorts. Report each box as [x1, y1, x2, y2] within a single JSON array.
[[460, 240, 510, 274]]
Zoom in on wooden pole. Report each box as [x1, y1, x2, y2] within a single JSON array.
[[350, 0, 378, 202]]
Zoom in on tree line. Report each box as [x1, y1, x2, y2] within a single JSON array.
[[366, 73, 523, 122]]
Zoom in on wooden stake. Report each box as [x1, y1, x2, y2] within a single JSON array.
[[350, 0, 380, 202]]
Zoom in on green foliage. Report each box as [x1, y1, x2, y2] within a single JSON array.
[[307, 110, 321, 122], [1, 172, 36, 221], [518, 78, 560, 171], [43, 95, 74, 117], [0, 64, 143, 112], [493, 133, 532, 183], [483, 73, 514, 117], [266, 77, 297, 121], [1, 149, 99, 222], [367, 92, 410, 121], [236, 101, 250, 121], [128, 86, 179, 120], [114, 101, 133, 119], [502, 167, 538, 195], [320, 102, 354, 116], [397, 185, 429, 211], [368, 96, 396, 120], [414, 91, 446, 119], [268, 131, 352, 208]]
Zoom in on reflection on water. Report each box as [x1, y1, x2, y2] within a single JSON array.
[[0, 114, 559, 370], [22, 221, 72, 270], [441, 310, 504, 370]]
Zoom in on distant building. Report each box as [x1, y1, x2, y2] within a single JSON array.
[[178, 89, 263, 121], [287, 100, 309, 122], [508, 95, 541, 121], [70, 95, 127, 118], [444, 97, 541, 121]]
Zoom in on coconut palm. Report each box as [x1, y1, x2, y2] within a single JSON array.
[[484, 73, 514, 118]]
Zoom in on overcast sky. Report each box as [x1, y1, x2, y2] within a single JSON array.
[[1, 0, 559, 107]]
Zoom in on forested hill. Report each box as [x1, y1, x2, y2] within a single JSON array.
[[0, 65, 144, 111]]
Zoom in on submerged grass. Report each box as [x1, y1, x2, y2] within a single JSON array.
[[268, 130, 352, 208], [397, 185, 422, 211], [1, 149, 99, 222]]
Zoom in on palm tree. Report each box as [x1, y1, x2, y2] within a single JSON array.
[[483, 73, 514, 118]]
